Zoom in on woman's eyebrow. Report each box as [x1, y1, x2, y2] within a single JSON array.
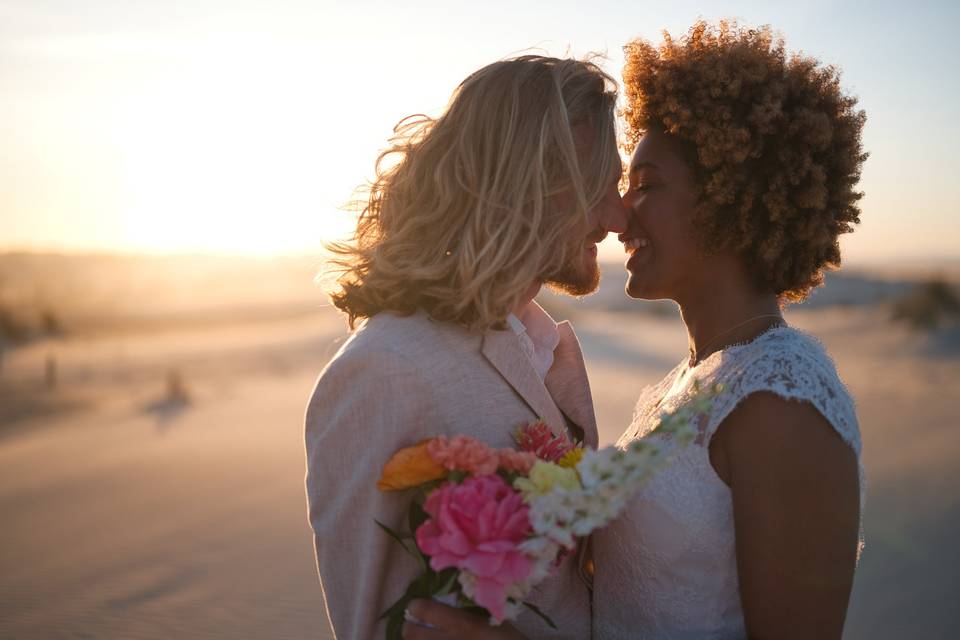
[[629, 160, 659, 174]]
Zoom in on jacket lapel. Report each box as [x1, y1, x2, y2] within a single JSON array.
[[480, 328, 568, 435], [545, 321, 599, 449]]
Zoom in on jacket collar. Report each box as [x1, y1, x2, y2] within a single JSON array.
[[481, 302, 598, 448], [546, 321, 598, 449]]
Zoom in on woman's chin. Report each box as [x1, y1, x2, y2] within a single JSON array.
[[624, 275, 648, 299], [625, 272, 669, 301]]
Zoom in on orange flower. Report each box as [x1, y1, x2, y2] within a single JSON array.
[[377, 439, 448, 491]]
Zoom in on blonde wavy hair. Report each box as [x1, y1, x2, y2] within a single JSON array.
[[326, 55, 620, 331]]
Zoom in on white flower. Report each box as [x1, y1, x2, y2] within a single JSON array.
[[516, 537, 563, 589], [526, 381, 722, 549]]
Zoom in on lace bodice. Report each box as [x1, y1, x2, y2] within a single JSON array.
[[592, 326, 863, 639]]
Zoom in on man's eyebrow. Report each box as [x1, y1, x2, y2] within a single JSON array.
[[629, 161, 659, 173]]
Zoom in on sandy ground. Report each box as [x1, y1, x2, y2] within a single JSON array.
[[1, 302, 958, 639]]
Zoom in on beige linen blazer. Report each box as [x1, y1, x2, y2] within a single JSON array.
[[305, 304, 598, 639]]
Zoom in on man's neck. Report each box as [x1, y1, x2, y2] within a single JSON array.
[[512, 281, 543, 318]]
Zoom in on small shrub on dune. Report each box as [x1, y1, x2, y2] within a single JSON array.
[[165, 369, 191, 404], [0, 305, 30, 344], [892, 278, 960, 330], [41, 309, 66, 337]]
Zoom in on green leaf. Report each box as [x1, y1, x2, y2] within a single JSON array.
[[431, 568, 459, 596], [375, 520, 413, 551], [375, 519, 409, 543], [408, 566, 442, 599], [385, 609, 405, 640], [458, 604, 489, 618], [418, 479, 444, 494], [408, 499, 429, 533], [375, 519, 427, 572], [499, 469, 522, 485], [452, 591, 489, 617], [380, 572, 428, 620], [379, 593, 410, 621], [521, 601, 558, 629], [411, 545, 428, 573]]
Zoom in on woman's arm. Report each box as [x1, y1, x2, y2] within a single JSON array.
[[710, 391, 861, 640]]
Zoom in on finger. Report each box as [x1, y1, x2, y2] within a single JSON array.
[[407, 598, 486, 632], [401, 618, 452, 640]]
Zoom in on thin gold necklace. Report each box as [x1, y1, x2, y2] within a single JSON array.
[[688, 313, 784, 367]]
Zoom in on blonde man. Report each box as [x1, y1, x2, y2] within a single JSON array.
[[305, 55, 627, 639]]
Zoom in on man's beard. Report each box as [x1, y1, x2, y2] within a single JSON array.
[[545, 261, 600, 296], [543, 236, 602, 297]]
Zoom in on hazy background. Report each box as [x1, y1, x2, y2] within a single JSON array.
[[2, 1, 959, 639], [3, 0, 958, 261]]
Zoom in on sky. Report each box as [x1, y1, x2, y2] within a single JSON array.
[[1, 0, 958, 265]]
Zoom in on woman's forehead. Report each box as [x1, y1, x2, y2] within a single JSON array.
[[631, 130, 689, 173]]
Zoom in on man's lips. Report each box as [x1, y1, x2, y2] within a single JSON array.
[[582, 228, 606, 258], [585, 229, 608, 245]]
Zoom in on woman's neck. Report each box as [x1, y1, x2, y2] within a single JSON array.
[[677, 263, 784, 366]]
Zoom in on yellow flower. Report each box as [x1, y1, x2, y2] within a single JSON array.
[[558, 447, 585, 469], [513, 461, 581, 499], [377, 439, 448, 491]]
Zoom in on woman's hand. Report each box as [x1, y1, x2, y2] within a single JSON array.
[[401, 599, 528, 640]]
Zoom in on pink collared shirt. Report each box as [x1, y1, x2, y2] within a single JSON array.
[[507, 302, 561, 382]]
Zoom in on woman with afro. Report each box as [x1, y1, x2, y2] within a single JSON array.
[[590, 20, 867, 640], [402, 20, 867, 640]]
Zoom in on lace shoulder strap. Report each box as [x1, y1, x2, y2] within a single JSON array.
[[702, 327, 861, 455]]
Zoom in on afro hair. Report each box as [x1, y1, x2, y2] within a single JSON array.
[[623, 20, 868, 302]]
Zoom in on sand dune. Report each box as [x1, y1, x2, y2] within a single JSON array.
[[1, 255, 958, 638]]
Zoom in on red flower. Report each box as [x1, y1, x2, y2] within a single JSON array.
[[514, 421, 576, 463]]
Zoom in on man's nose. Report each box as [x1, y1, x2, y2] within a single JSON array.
[[604, 198, 629, 234]]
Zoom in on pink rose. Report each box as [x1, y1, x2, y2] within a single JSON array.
[[415, 475, 533, 621], [427, 436, 500, 476]]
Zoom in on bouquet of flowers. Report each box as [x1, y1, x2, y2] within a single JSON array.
[[376, 384, 718, 638]]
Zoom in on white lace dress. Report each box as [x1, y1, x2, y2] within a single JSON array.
[[592, 326, 864, 640]]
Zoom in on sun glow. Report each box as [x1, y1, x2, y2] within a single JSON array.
[[3, 28, 395, 256], [2, 2, 958, 263], [107, 40, 369, 255]]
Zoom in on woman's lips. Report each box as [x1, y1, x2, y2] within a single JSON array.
[[622, 237, 650, 270], [622, 238, 649, 252]]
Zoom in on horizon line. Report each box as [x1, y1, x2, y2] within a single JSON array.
[[2, 246, 959, 270]]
